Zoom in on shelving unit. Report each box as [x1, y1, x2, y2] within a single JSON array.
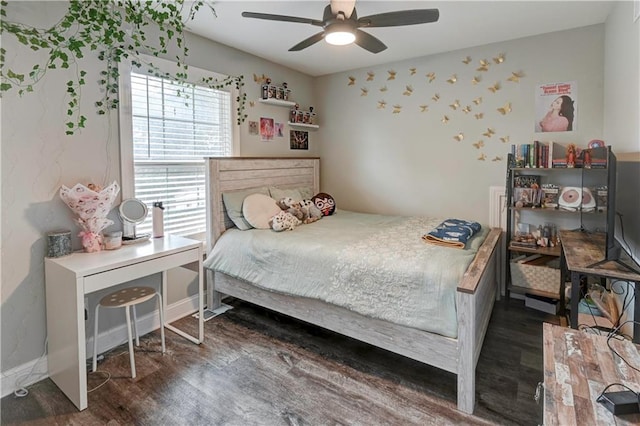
[[258, 98, 320, 130], [287, 121, 319, 130], [505, 150, 611, 308], [258, 98, 296, 108]]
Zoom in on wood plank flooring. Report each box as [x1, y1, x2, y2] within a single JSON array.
[[1, 297, 560, 425]]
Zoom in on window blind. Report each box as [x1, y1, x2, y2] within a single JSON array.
[[130, 72, 232, 237]]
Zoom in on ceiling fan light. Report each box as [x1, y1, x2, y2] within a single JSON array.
[[325, 24, 356, 46]]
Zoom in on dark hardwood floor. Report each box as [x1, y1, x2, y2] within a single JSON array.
[[1, 297, 559, 425]]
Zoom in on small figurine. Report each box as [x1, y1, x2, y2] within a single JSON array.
[[308, 106, 315, 124], [583, 148, 592, 169], [261, 78, 271, 100], [566, 143, 577, 168]]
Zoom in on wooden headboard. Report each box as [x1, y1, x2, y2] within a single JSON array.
[[205, 157, 320, 252]]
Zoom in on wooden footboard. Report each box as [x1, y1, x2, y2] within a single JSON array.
[[456, 227, 501, 413], [204, 157, 502, 414]]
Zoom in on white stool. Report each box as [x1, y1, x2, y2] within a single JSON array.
[[92, 286, 166, 378]]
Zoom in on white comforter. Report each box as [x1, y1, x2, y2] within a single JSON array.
[[204, 210, 488, 338]]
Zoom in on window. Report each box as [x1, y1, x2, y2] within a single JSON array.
[[120, 58, 238, 240]]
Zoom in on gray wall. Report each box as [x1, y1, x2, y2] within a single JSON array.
[[314, 25, 606, 223]]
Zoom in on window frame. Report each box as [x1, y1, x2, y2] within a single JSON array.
[[118, 55, 240, 240]]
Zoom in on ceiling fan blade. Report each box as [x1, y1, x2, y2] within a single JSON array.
[[289, 32, 325, 52], [241, 11, 323, 27], [358, 9, 439, 28], [354, 29, 387, 54], [330, 0, 356, 19]]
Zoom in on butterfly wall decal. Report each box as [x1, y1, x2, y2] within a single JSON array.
[[348, 76, 356, 86], [488, 82, 501, 93], [472, 140, 485, 149], [377, 100, 387, 109], [462, 56, 472, 64], [441, 115, 449, 124], [361, 88, 368, 96], [253, 73, 269, 84], [477, 59, 490, 72], [493, 53, 505, 64], [453, 132, 464, 142], [447, 74, 457, 84], [474, 113, 484, 120], [500, 136, 510, 143], [409, 67, 417, 75], [478, 153, 487, 161], [426, 72, 436, 83], [403, 85, 413, 96], [432, 93, 440, 102], [419, 105, 429, 112], [449, 99, 460, 110], [380, 86, 387, 92], [462, 106, 471, 114], [387, 70, 397, 80], [472, 76, 481, 85], [473, 97, 483, 105], [492, 156, 503, 162], [392, 105, 402, 114], [366, 71, 375, 81], [507, 71, 525, 83], [497, 102, 512, 115], [483, 128, 496, 137]]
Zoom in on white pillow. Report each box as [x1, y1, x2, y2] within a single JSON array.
[[242, 194, 281, 229]]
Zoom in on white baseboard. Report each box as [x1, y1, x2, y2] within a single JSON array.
[[1, 293, 204, 398]]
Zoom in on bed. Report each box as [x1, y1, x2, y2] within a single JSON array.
[[204, 157, 502, 414]]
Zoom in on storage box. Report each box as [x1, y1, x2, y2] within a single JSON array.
[[525, 294, 559, 314], [510, 260, 561, 295]]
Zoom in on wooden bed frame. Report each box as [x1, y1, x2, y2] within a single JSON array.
[[204, 157, 502, 414]]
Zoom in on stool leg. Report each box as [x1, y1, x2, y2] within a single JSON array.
[[156, 293, 166, 353], [132, 305, 140, 347], [124, 306, 136, 378], [92, 304, 100, 372]]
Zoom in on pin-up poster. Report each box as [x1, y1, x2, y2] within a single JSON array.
[[535, 81, 577, 133]]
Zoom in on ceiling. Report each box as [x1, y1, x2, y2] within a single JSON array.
[[187, 1, 614, 77]]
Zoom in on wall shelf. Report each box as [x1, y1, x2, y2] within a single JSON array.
[[288, 122, 319, 130], [258, 98, 296, 108]]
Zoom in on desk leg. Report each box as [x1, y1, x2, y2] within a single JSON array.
[[634, 281, 639, 344], [570, 271, 580, 329], [44, 263, 87, 410], [161, 264, 204, 345]]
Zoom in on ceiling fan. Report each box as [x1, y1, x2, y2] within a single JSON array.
[[241, 0, 439, 54]]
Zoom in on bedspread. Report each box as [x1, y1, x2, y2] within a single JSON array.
[[204, 210, 488, 338]]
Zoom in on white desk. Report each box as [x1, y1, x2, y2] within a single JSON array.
[[44, 234, 204, 411]]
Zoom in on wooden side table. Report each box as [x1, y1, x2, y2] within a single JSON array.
[[543, 323, 640, 425], [559, 230, 640, 343]]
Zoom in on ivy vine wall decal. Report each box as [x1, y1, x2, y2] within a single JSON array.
[[346, 52, 526, 163]]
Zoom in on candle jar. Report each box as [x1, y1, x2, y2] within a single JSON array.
[[103, 231, 123, 250]]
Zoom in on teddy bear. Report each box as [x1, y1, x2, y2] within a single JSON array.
[[269, 210, 301, 231], [276, 197, 305, 222], [299, 199, 322, 224]]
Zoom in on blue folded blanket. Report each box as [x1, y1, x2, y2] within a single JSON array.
[[422, 219, 482, 249]]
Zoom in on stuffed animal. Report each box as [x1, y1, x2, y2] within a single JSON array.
[[275, 197, 305, 222], [269, 210, 301, 231], [300, 199, 322, 224], [311, 192, 336, 216]]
